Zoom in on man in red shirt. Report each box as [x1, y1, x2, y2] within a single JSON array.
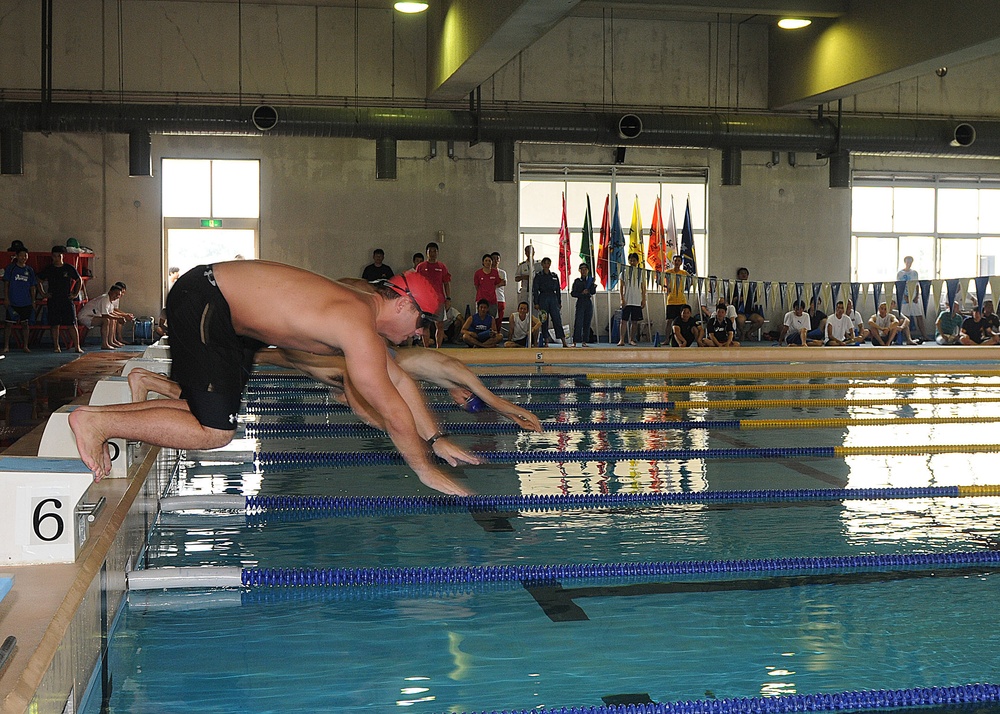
[[473, 253, 505, 317], [415, 241, 451, 347]]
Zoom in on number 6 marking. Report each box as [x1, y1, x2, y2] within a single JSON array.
[[33, 498, 65, 542]]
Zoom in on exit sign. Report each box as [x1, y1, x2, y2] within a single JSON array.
[[201, 219, 222, 228]]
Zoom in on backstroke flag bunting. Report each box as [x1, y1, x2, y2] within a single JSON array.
[[629, 195, 644, 267], [647, 196, 665, 272], [680, 196, 697, 275], [608, 195, 626, 290], [596, 194, 611, 288], [557, 192, 572, 289], [580, 194, 595, 276]]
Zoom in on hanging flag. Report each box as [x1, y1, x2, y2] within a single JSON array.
[[975, 275, 990, 309], [665, 196, 678, 261], [647, 197, 665, 272], [595, 195, 611, 288], [628, 196, 644, 267], [557, 192, 571, 290], [608, 195, 626, 291], [679, 197, 697, 275], [919, 279, 932, 315], [580, 194, 595, 276]]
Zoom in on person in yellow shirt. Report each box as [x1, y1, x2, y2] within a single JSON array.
[[662, 253, 688, 323]]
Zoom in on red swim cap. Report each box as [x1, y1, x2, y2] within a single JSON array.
[[385, 271, 442, 316]]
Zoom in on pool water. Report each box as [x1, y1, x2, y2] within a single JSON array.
[[85, 365, 1000, 713]]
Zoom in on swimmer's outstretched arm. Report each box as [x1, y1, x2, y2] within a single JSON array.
[[395, 347, 543, 432]]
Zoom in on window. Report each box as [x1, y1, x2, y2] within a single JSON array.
[[517, 165, 708, 291], [851, 174, 1000, 281], [162, 159, 260, 295]]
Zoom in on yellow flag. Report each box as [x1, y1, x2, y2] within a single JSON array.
[[629, 196, 644, 267]]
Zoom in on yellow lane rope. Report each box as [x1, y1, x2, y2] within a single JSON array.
[[958, 485, 1000, 496], [739, 416, 1000, 429], [626, 382, 1000, 393], [588, 368, 1000, 381], [672, 396, 1000, 409], [835, 444, 1000, 456]]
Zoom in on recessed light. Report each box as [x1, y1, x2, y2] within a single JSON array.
[[777, 18, 812, 29], [394, 1, 429, 12]]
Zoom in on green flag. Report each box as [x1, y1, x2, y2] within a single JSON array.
[[580, 194, 595, 275]]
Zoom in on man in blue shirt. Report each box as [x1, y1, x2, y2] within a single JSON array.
[[3, 248, 38, 352]]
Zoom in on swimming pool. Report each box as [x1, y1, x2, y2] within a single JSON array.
[[84, 362, 1000, 713]]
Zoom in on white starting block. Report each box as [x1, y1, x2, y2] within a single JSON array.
[[0, 456, 98, 564], [143, 344, 170, 360], [38, 406, 134, 479], [91, 375, 164, 404], [120, 357, 171, 378]]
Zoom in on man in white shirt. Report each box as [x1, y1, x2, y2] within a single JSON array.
[[514, 245, 535, 295], [779, 300, 819, 346], [491, 251, 508, 323], [826, 301, 861, 345], [618, 252, 646, 346], [897, 255, 927, 339], [869, 302, 901, 346], [845, 299, 865, 338], [504, 301, 541, 347], [78, 285, 124, 350]]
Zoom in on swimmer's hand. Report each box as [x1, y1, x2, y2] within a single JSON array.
[[432, 437, 481, 467], [417, 466, 474, 496], [499, 405, 543, 432]]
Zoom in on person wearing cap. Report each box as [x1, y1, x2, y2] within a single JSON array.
[[37, 245, 85, 353], [68, 260, 477, 496], [2, 247, 39, 353]]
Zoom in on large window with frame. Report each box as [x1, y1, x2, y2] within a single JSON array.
[[518, 165, 708, 291], [851, 174, 1000, 281]]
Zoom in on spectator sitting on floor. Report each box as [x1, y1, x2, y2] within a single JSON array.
[[669, 304, 701, 347], [826, 300, 861, 345], [888, 300, 923, 344], [733, 267, 765, 340], [504, 301, 541, 347], [806, 297, 828, 342], [779, 300, 820, 346], [869, 302, 901, 346], [845, 299, 865, 340], [982, 299, 1000, 334], [461, 299, 502, 348], [960, 305, 1000, 345], [699, 304, 740, 348], [78, 284, 125, 349], [935, 301, 963, 345], [439, 298, 462, 344]]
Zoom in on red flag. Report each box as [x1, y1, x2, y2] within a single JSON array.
[[647, 197, 665, 272], [557, 193, 571, 289], [595, 195, 611, 288]]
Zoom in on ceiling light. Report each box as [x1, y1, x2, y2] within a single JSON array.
[[394, 1, 429, 12], [777, 18, 812, 29]]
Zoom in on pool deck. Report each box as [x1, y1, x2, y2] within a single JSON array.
[[0, 344, 997, 713]]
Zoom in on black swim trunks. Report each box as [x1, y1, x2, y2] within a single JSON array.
[[166, 265, 265, 431]]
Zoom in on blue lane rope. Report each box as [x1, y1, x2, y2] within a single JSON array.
[[446, 684, 1000, 714], [242, 419, 738, 438], [243, 486, 964, 516], [254, 446, 836, 468], [243, 400, 680, 414], [245, 385, 628, 396], [240, 551, 1000, 588]]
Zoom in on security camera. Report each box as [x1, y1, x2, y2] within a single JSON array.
[[936, 67, 948, 77]]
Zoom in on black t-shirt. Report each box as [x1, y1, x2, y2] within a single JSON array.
[[362, 263, 394, 282], [706, 316, 733, 342], [963, 316, 990, 343], [809, 309, 827, 330], [670, 315, 699, 345], [984, 313, 1000, 331], [38, 263, 82, 300]]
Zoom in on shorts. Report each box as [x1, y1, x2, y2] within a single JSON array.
[[5, 304, 32, 323], [166, 265, 265, 431], [46, 298, 78, 326], [622, 305, 644, 322], [665, 304, 685, 320]]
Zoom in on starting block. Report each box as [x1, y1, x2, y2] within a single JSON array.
[[91, 375, 164, 404], [0, 456, 97, 564], [143, 344, 170, 360], [120, 357, 171, 378], [38, 406, 134, 479]]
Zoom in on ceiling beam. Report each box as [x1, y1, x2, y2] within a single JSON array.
[[769, 0, 1000, 110], [426, 0, 582, 100]]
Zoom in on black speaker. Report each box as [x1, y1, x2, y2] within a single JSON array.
[[0, 129, 24, 175], [614, 146, 626, 164], [375, 137, 397, 180], [128, 128, 152, 177]]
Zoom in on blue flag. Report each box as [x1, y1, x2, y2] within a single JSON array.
[[680, 198, 697, 275], [607, 195, 626, 290]]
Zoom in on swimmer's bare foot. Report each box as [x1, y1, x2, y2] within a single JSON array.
[[75, 347, 84, 353], [68, 408, 112, 480], [101, 343, 115, 350], [54, 346, 61, 353], [22, 345, 30, 353]]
